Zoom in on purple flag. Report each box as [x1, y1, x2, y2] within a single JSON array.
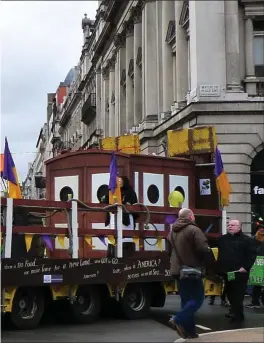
[[109, 152, 118, 194], [43, 235, 53, 251], [99, 236, 107, 246], [214, 146, 224, 178], [3, 138, 17, 184], [165, 214, 178, 225]]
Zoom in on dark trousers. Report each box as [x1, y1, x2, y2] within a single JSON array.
[[252, 286, 262, 306], [173, 278, 205, 335], [226, 273, 249, 319]]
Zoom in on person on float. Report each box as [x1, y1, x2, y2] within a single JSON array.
[[100, 176, 138, 229]]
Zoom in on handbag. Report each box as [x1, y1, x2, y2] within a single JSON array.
[[171, 232, 205, 280]]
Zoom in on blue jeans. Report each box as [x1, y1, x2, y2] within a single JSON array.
[[173, 278, 205, 335]]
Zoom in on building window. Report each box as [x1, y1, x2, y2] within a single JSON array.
[[254, 33, 264, 77], [253, 20, 264, 78]]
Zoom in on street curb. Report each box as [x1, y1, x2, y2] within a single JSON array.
[[174, 327, 262, 342]]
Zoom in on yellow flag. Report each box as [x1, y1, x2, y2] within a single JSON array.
[[57, 235, 65, 248], [25, 234, 33, 252], [108, 235, 116, 246], [84, 236, 95, 248], [133, 236, 143, 248], [157, 237, 163, 252]]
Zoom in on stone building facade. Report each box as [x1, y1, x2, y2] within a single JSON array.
[[35, 0, 264, 233]]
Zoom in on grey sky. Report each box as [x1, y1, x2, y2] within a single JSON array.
[[0, 1, 98, 181]]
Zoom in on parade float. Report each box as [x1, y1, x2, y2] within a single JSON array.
[[1, 127, 234, 330]]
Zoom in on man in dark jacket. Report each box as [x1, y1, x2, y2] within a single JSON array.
[[167, 208, 212, 339], [216, 220, 257, 323]]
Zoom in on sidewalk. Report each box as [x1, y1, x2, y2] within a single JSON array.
[[175, 327, 264, 342]]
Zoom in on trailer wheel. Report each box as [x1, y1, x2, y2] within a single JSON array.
[[71, 286, 101, 324], [121, 284, 152, 319], [10, 288, 45, 330]]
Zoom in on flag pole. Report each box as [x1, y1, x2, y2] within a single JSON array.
[[222, 206, 227, 235], [1, 177, 8, 197]]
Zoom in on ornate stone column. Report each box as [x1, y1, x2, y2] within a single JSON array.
[[143, 0, 158, 120], [108, 54, 116, 136], [162, 0, 174, 113], [102, 66, 109, 137], [225, 1, 242, 92], [124, 19, 134, 132], [132, 6, 142, 127], [245, 16, 257, 95], [95, 66, 102, 131], [175, 0, 188, 107], [114, 50, 119, 136], [114, 32, 126, 136]]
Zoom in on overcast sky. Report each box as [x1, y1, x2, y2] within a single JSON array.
[[1, 1, 98, 181]]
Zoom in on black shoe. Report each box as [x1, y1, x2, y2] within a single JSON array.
[[225, 312, 234, 318], [230, 314, 245, 323], [187, 333, 199, 339], [246, 304, 260, 309], [168, 319, 187, 339], [221, 300, 230, 307], [209, 300, 214, 305]]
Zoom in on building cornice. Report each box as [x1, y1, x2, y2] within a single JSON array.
[[102, 65, 110, 80], [123, 18, 134, 37], [150, 101, 264, 140], [114, 31, 126, 49], [130, 5, 142, 24], [242, 0, 264, 16]]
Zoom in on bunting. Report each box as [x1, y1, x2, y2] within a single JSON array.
[[25, 234, 33, 252], [107, 235, 116, 246], [157, 237, 163, 252], [42, 235, 53, 251], [133, 236, 143, 248], [84, 236, 95, 248], [57, 235, 65, 248], [99, 236, 107, 246]]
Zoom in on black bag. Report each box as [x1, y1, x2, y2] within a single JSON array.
[[171, 232, 205, 280]]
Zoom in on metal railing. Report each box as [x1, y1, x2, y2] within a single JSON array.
[[0, 197, 223, 260]]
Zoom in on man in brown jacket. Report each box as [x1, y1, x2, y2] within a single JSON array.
[[167, 208, 211, 339]]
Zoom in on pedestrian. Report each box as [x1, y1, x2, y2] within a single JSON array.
[[215, 220, 257, 323], [246, 226, 264, 309], [167, 208, 214, 339]]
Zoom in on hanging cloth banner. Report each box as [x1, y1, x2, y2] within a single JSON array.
[[57, 235, 65, 248], [99, 236, 107, 246], [42, 235, 53, 251], [248, 256, 264, 286], [25, 234, 33, 252], [84, 236, 95, 248], [107, 235, 116, 246], [133, 236, 143, 248], [157, 237, 163, 252]]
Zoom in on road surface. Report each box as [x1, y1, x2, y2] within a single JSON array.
[[2, 295, 264, 342]]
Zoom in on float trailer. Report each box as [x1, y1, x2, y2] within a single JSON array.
[[1, 197, 223, 330]]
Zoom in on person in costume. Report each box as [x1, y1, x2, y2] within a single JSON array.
[[101, 176, 138, 229]]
